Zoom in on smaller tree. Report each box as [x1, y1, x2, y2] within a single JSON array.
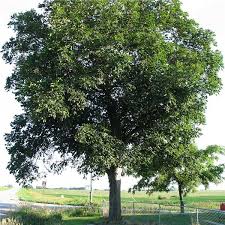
[[135, 145, 225, 213]]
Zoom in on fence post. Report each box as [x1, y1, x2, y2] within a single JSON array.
[[132, 201, 135, 215], [102, 200, 105, 217], [158, 204, 161, 225], [196, 208, 199, 225], [102, 200, 109, 218]]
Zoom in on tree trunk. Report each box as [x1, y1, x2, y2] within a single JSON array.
[[178, 183, 184, 213], [107, 167, 122, 222]]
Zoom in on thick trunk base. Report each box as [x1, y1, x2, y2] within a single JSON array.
[[178, 184, 185, 213], [180, 201, 184, 213], [108, 167, 122, 222]]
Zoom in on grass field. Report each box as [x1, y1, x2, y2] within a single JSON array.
[[17, 188, 225, 209], [0, 186, 11, 191]]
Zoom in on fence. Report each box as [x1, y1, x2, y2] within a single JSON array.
[[102, 201, 225, 225]]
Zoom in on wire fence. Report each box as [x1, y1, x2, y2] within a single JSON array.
[[102, 201, 225, 225]]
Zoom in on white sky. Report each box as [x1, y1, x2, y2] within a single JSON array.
[[0, 0, 225, 190]]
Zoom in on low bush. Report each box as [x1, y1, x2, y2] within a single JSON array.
[[0, 207, 102, 225], [63, 206, 101, 217], [157, 195, 167, 200], [8, 208, 62, 225], [0, 218, 22, 225], [170, 195, 177, 198]]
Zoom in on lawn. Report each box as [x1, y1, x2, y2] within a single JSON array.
[[64, 214, 194, 225], [124, 214, 194, 225], [63, 216, 102, 225], [17, 188, 225, 209], [3, 207, 225, 225]]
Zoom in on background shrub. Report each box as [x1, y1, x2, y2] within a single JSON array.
[[9, 208, 62, 225]]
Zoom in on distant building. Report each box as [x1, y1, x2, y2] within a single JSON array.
[[68, 187, 87, 190], [41, 174, 47, 189]]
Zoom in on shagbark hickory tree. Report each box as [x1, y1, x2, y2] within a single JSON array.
[[2, 0, 223, 221]]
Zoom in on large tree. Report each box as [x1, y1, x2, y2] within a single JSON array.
[[134, 145, 225, 213], [2, 0, 223, 221]]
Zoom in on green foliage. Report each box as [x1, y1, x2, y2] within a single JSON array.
[[9, 208, 62, 225], [63, 207, 101, 217], [157, 195, 167, 200], [0, 219, 22, 225], [3, 0, 223, 185], [2, 208, 102, 225], [135, 145, 225, 203]]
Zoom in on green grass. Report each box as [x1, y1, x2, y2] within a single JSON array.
[[2, 210, 198, 225], [63, 215, 191, 225], [3, 207, 192, 225], [4, 207, 225, 225], [17, 188, 225, 209], [7, 208, 62, 225], [124, 214, 194, 225], [4, 207, 102, 225], [0, 186, 12, 191], [63, 216, 102, 225]]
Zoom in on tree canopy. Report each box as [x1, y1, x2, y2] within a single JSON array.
[[2, 0, 223, 221]]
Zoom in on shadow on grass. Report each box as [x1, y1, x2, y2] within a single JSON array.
[[63, 214, 192, 225], [123, 214, 193, 225], [63, 216, 103, 225]]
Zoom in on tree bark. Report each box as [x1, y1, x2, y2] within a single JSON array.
[[107, 167, 122, 222], [178, 183, 184, 213]]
